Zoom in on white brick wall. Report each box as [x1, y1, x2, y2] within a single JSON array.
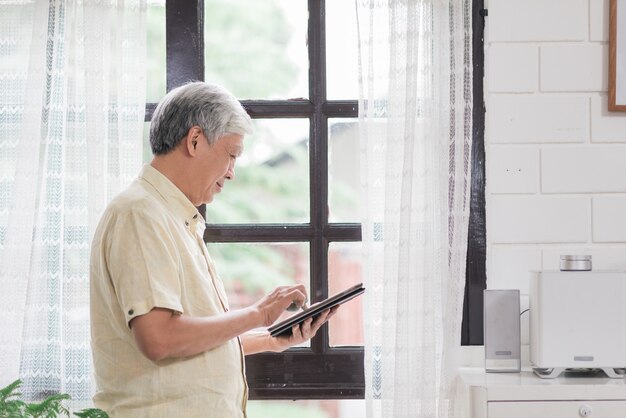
[[488, 245, 541, 293], [489, 196, 589, 244], [486, 0, 626, 344], [488, 95, 588, 143], [593, 196, 626, 242], [590, 0, 609, 42], [489, 0, 586, 42], [488, 44, 538, 92], [488, 146, 538, 193], [541, 146, 626, 193], [540, 44, 607, 92], [591, 95, 626, 141]]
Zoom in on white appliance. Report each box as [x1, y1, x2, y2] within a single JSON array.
[[529, 270, 626, 378]]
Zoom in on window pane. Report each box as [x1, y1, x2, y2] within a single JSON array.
[[248, 399, 365, 418], [328, 119, 360, 223], [206, 242, 309, 312], [204, 0, 308, 99], [146, 0, 165, 103], [205, 119, 310, 224], [328, 242, 363, 347], [326, 0, 359, 99]]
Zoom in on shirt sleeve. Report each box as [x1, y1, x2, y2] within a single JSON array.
[[105, 205, 184, 326]]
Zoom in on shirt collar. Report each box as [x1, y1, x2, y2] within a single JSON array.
[[139, 164, 205, 230]]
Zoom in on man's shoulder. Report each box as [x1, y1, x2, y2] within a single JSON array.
[[106, 180, 166, 221], [115, 179, 151, 202]]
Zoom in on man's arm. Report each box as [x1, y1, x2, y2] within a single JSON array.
[[240, 308, 336, 355], [131, 307, 260, 361], [131, 284, 307, 362]]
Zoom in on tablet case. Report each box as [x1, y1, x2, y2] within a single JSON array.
[[268, 282, 365, 337]]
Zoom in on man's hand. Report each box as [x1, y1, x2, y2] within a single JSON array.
[[271, 307, 338, 352], [252, 284, 308, 327], [240, 306, 339, 355]]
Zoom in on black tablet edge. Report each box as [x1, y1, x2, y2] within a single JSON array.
[[268, 288, 364, 337], [268, 284, 365, 337], [268, 285, 364, 337], [269, 283, 363, 332]]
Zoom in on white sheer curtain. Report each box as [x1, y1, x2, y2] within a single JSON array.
[[356, 0, 473, 417], [0, 0, 146, 403]]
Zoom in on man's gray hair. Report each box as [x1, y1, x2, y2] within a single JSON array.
[[149, 81, 253, 155]]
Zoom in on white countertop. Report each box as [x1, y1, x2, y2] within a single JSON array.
[[459, 367, 626, 401]]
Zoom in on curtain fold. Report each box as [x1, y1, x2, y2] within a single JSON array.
[[0, 0, 146, 404], [356, 0, 473, 416]]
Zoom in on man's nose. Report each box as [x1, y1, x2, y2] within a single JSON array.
[[225, 162, 235, 180]]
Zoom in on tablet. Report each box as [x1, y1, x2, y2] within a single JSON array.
[[268, 282, 365, 338]]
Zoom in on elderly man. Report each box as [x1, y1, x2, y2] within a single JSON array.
[[90, 82, 332, 417]]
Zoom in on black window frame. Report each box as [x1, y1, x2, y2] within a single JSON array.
[[462, 0, 487, 347], [146, 0, 486, 400]]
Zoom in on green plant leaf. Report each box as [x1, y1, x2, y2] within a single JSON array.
[[0, 379, 23, 402], [0, 400, 27, 418], [0, 380, 107, 418], [73, 409, 109, 418], [25, 393, 71, 417], [0, 379, 27, 418]]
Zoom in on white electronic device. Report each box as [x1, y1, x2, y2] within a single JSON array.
[[529, 269, 626, 378], [484, 289, 521, 373]]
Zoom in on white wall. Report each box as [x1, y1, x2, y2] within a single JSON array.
[[485, 0, 626, 345]]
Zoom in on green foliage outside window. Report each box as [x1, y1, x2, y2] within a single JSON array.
[[204, 0, 298, 98]]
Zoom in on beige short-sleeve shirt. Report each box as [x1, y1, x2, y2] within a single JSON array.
[[90, 165, 247, 418]]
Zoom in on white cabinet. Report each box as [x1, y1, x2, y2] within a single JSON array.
[[489, 401, 626, 418], [460, 368, 626, 418]]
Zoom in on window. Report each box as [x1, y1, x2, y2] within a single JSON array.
[[146, 0, 486, 403]]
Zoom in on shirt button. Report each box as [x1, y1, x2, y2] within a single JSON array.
[[185, 221, 189, 226], [128, 309, 134, 315], [193, 214, 198, 219]]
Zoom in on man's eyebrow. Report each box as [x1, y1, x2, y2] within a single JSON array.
[[233, 145, 244, 157]]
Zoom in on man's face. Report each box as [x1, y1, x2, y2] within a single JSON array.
[[196, 132, 244, 205]]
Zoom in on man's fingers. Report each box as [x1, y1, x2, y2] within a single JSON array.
[[258, 284, 311, 326], [313, 309, 331, 325], [291, 323, 303, 340], [301, 317, 313, 336], [282, 287, 308, 309], [304, 310, 331, 336]]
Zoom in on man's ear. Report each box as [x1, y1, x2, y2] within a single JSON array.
[[185, 126, 202, 156]]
